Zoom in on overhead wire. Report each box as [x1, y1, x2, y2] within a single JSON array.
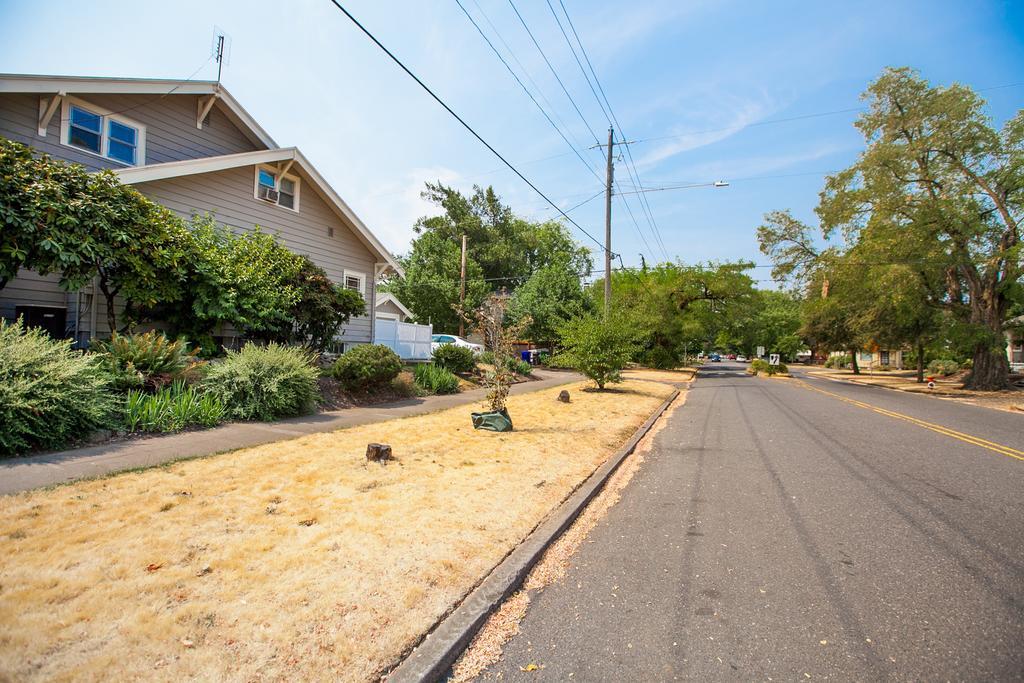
[[453, 0, 604, 185], [325, 0, 606, 251], [551, 0, 671, 261]]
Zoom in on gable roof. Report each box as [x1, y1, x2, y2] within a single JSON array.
[[114, 148, 402, 275], [0, 73, 276, 150], [375, 293, 414, 319]]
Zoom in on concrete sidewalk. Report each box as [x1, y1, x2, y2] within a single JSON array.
[[0, 370, 581, 496]]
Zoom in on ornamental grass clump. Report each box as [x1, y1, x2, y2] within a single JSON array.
[[123, 380, 225, 433], [413, 363, 460, 395], [0, 319, 118, 456], [202, 343, 319, 421]]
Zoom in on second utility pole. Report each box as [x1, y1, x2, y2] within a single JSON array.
[[459, 233, 467, 337], [604, 126, 614, 319]]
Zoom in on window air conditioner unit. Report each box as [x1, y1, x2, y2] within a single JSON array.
[[258, 185, 280, 202]]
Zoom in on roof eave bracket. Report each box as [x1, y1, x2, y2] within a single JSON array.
[[196, 94, 218, 130], [37, 93, 64, 136]]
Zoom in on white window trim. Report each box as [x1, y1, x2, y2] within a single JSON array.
[[253, 164, 301, 213], [343, 270, 367, 295], [58, 95, 146, 166]]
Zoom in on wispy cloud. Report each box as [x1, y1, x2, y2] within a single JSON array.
[[631, 92, 785, 170], [646, 143, 847, 186]]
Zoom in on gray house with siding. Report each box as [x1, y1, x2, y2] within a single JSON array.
[[0, 73, 400, 348]]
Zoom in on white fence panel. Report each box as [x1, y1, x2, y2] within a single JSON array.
[[374, 319, 433, 360]]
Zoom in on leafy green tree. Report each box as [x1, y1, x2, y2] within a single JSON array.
[[817, 68, 1023, 389], [387, 182, 592, 333], [142, 215, 304, 348], [555, 312, 640, 389], [386, 231, 489, 333], [254, 255, 366, 351], [507, 263, 590, 345], [0, 138, 191, 332]]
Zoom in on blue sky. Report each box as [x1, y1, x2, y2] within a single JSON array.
[[1, 0, 1022, 283]]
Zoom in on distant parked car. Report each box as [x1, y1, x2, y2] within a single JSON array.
[[431, 334, 484, 355], [736, 355, 748, 362], [727, 353, 737, 360], [709, 353, 722, 362]]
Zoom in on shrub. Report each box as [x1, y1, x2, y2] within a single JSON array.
[[750, 358, 788, 376], [413, 363, 460, 394], [92, 330, 198, 392], [123, 380, 225, 433], [203, 343, 319, 421], [330, 344, 402, 391], [825, 354, 851, 369], [510, 358, 533, 376], [927, 358, 960, 376], [477, 350, 496, 365], [641, 345, 679, 370], [877, 364, 893, 372], [432, 344, 476, 373], [554, 313, 639, 390], [0, 319, 118, 455]]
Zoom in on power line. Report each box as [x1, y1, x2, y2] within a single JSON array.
[[507, 0, 602, 146], [553, 0, 670, 261], [469, 0, 593, 158], [454, 0, 603, 185], [325, 0, 605, 251]]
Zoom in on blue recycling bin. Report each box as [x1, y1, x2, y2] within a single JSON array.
[[521, 350, 531, 363]]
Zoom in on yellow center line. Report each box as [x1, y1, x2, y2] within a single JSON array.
[[791, 378, 1024, 462]]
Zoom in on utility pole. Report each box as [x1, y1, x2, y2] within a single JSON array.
[[459, 233, 467, 337], [604, 126, 614, 319]]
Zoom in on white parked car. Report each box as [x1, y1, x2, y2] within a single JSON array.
[[736, 355, 748, 362], [431, 334, 484, 355]]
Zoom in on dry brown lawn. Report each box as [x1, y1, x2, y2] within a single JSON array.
[[0, 377, 676, 682]]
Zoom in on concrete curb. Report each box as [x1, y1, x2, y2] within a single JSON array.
[[386, 386, 683, 683]]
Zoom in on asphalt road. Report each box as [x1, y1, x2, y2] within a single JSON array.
[[483, 361, 1024, 681]]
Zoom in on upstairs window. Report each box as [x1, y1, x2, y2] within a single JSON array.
[[343, 271, 365, 293], [107, 120, 138, 165], [62, 99, 144, 166], [68, 106, 101, 154], [254, 166, 300, 211]]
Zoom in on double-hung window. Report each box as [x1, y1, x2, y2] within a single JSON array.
[[63, 100, 144, 165], [343, 271, 365, 294], [254, 166, 300, 211]]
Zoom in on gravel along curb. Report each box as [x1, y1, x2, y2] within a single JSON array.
[[386, 387, 683, 683]]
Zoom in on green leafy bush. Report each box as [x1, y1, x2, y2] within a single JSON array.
[[641, 345, 679, 370], [330, 344, 402, 391], [92, 330, 198, 392], [750, 358, 788, 376], [477, 350, 496, 365], [432, 344, 476, 373], [927, 359, 960, 376], [554, 313, 639, 389], [824, 354, 851, 369], [0, 319, 118, 455], [413, 363, 460, 394], [203, 343, 319, 421], [510, 358, 533, 376], [123, 380, 224, 433]]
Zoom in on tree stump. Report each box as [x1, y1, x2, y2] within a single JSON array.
[[366, 443, 392, 462], [557, 390, 571, 403]]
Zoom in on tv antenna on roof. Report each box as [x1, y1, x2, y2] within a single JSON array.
[[211, 27, 232, 84]]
